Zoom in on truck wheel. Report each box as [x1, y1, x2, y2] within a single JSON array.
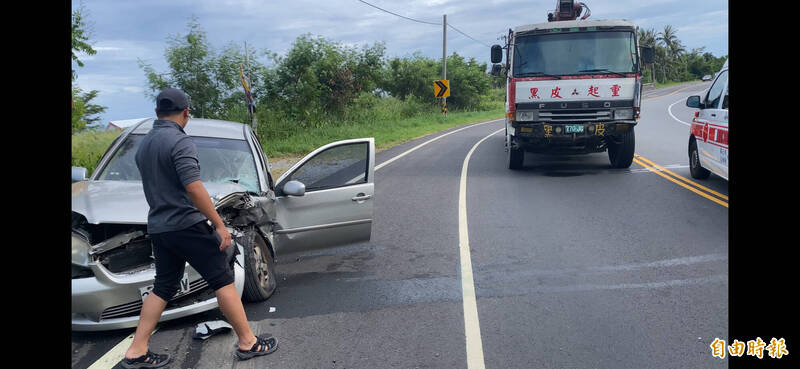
[[507, 137, 524, 170], [242, 230, 277, 302], [689, 139, 710, 179], [506, 135, 525, 170], [608, 127, 635, 168]]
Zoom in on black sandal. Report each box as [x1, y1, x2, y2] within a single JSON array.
[[120, 350, 171, 368], [236, 334, 279, 360]]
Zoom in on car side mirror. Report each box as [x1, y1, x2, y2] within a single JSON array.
[[72, 166, 88, 182], [686, 95, 702, 109], [491, 44, 503, 64], [282, 180, 306, 196], [640, 45, 654, 65]]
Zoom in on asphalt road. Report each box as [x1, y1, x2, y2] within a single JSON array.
[[71, 81, 729, 369]]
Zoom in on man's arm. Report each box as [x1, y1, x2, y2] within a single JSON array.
[[185, 180, 232, 251]]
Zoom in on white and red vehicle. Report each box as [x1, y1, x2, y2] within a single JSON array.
[[686, 59, 728, 180], [490, 0, 654, 169]]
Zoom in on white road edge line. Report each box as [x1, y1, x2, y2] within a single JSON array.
[[87, 327, 159, 369], [459, 127, 504, 369], [375, 119, 503, 171], [667, 97, 692, 127], [345, 118, 503, 183]]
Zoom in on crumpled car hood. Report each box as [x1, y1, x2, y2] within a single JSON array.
[[71, 180, 251, 225]]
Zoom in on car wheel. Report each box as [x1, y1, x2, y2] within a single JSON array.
[[608, 127, 635, 168], [689, 139, 710, 179], [242, 230, 277, 302], [507, 136, 524, 170]]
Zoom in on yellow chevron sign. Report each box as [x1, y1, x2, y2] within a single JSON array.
[[434, 80, 450, 98]]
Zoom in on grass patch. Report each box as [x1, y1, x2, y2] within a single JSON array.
[[254, 92, 504, 158], [653, 80, 699, 89], [71, 129, 122, 175], [259, 108, 504, 158], [264, 107, 504, 178]]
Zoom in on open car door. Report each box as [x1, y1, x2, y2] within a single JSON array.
[[272, 138, 374, 254]]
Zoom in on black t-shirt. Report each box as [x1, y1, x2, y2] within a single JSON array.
[[135, 119, 206, 234]]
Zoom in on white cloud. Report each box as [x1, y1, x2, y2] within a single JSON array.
[[123, 86, 145, 94], [76, 73, 147, 96]]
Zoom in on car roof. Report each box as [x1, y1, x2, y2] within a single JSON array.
[[130, 118, 247, 140]]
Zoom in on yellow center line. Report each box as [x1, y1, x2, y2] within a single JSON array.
[[632, 157, 728, 208], [634, 154, 728, 201]]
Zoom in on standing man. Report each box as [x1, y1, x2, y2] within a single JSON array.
[[121, 88, 278, 368]]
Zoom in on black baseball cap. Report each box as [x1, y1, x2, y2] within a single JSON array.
[[155, 88, 190, 113]]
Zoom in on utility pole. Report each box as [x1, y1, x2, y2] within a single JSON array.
[[442, 14, 447, 116], [245, 41, 258, 132]]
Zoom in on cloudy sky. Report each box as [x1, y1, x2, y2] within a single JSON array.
[[72, 0, 728, 127]]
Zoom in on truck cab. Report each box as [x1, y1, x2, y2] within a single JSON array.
[[491, 18, 654, 169]]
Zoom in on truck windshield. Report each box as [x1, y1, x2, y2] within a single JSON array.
[[513, 31, 637, 77]]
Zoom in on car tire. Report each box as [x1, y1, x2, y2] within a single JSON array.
[[507, 136, 524, 170], [689, 139, 710, 179], [241, 229, 277, 302], [608, 127, 635, 168]]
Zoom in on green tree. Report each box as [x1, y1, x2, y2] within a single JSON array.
[[382, 52, 491, 110], [71, 5, 95, 82], [139, 17, 263, 120], [71, 5, 106, 132], [258, 34, 387, 123], [383, 52, 439, 102]]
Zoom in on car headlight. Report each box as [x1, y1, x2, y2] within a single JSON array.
[[72, 232, 90, 267], [614, 109, 633, 120], [516, 110, 538, 122]]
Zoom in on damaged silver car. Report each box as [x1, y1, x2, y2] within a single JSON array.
[[72, 118, 374, 331]]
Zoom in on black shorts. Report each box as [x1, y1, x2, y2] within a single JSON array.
[[149, 221, 235, 300]]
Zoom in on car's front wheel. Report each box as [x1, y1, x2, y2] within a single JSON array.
[[689, 139, 710, 179], [241, 230, 277, 302]]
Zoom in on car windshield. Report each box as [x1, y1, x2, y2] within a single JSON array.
[[513, 31, 637, 77], [97, 134, 260, 193]]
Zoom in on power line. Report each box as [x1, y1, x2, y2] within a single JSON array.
[[355, 1, 492, 48], [447, 23, 491, 48], [356, 0, 441, 26]]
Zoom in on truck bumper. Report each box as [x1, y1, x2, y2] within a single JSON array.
[[510, 121, 636, 154]]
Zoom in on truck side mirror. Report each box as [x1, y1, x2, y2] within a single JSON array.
[[490, 64, 503, 77], [640, 45, 654, 65], [491, 44, 503, 64]]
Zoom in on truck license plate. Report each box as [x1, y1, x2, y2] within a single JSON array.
[[139, 273, 189, 302], [565, 124, 584, 133]]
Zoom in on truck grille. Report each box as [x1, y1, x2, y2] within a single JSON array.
[[99, 278, 210, 320], [538, 110, 611, 122]]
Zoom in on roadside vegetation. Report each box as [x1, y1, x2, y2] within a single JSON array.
[[72, 130, 122, 175], [637, 25, 727, 85]]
